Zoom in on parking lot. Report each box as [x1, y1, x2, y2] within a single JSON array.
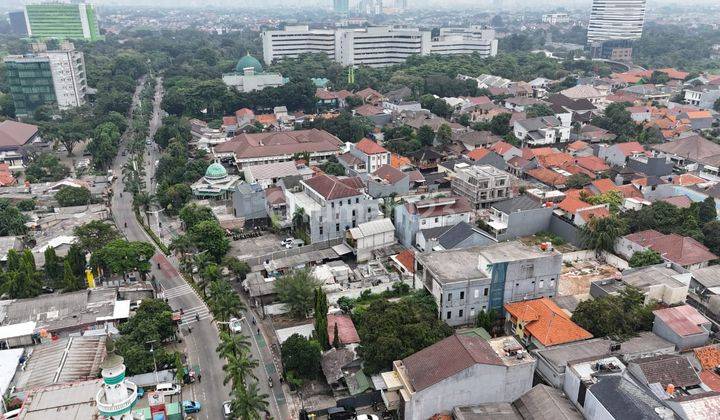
[[228, 231, 290, 260]]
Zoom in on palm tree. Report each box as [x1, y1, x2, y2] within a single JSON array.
[[216, 330, 251, 359], [169, 234, 194, 271], [197, 263, 221, 296], [208, 279, 246, 323], [292, 207, 306, 238], [222, 352, 259, 388], [229, 381, 268, 420], [581, 215, 627, 254]]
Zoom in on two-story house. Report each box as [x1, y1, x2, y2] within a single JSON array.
[[513, 116, 570, 146], [415, 241, 563, 327], [451, 164, 512, 209], [285, 174, 381, 243], [394, 196, 472, 247], [340, 138, 391, 176]]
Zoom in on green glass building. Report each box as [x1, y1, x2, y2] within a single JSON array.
[[3, 56, 56, 117], [25, 3, 103, 41]]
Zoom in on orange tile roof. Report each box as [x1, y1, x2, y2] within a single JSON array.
[[255, 114, 277, 125], [577, 206, 610, 222], [395, 249, 415, 273], [591, 178, 617, 193], [657, 68, 690, 80], [557, 197, 592, 213], [538, 152, 573, 168], [567, 140, 589, 151], [526, 167, 567, 187], [672, 174, 705, 186], [575, 156, 610, 173], [564, 189, 584, 200], [615, 141, 645, 157], [390, 153, 411, 168], [686, 110, 712, 119], [355, 138, 388, 155], [504, 297, 593, 347], [527, 147, 557, 157], [693, 345, 720, 370], [700, 370, 720, 392], [490, 141, 515, 155], [467, 148, 491, 161]]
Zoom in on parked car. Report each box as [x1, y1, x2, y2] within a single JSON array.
[[222, 401, 232, 418], [355, 415, 379, 420], [154, 382, 181, 396], [229, 318, 243, 334], [182, 400, 201, 414], [136, 387, 145, 399]]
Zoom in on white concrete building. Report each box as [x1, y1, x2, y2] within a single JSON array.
[[345, 217, 396, 262], [542, 13, 570, 24], [429, 27, 498, 58], [42, 42, 87, 109], [587, 0, 647, 44], [336, 26, 431, 68], [261, 25, 337, 65]]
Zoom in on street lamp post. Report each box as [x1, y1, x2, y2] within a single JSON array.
[[146, 340, 159, 384]]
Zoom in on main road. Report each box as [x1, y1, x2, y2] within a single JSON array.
[[109, 76, 290, 419]]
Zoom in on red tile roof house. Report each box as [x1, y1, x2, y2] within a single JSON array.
[[615, 230, 718, 270], [213, 129, 344, 169], [389, 334, 535, 420], [327, 314, 361, 346], [504, 297, 593, 349], [597, 141, 646, 167], [652, 305, 711, 351], [344, 138, 391, 175], [368, 164, 410, 198]]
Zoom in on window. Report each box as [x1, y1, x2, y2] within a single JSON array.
[[470, 309, 476, 317], [539, 280, 544, 289], [368, 207, 372, 213], [352, 220, 356, 227], [356, 198, 359, 204], [339, 200, 343, 207], [483, 288, 489, 296], [331, 202, 335, 208], [474, 290, 479, 298], [446, 311, 452, 319], [348, 199, 351, 205], [336, 223, 340, 232], [352, 210, 356, 217], [319, 226, 323, 235], [460, 291, 465, 300], [459, 309, 464, 318], [447, 293, 453, 301], [434, 217, 439, 223]]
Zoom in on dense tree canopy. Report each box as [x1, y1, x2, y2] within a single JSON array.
[[0, 199, 27, 236], [628, 249, 664, 268], [116, 299, 178, 375], [55, 186, 92, 207], [24, 154, 70, 183], [280, 334, 322, 381], [274, 269, 321, 319], [572, 286, 655, 339]]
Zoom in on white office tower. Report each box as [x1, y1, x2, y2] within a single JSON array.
[[95, 339, 139, 419], [430, 27, 498, 58], [336, 27, 431, 68], [42, 42, 88, 109], [587, 0, 646, 44], [261, 25, 336, 65]]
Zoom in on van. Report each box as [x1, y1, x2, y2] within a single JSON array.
[[155, 382, 181, 396]]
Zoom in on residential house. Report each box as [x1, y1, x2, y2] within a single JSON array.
[[627, 354, 704, 398], [505, 297, 593, 349], [416, 221, 496, 252], [590, 263, 690, 306], [353, 104, 391, 126], [0, 120, 40, 169], [451, 164, 512, 209], [578, 125, 616, 143], [688, 265, 720, 324], [327, 314, 361, 347], [213, 129, 343, 169], [627, 105, 653, 123], [345, 217, 396, 262], [244, 160, 313, 189], [285, 174, 381, 243], [574, 156, 610, 178], [388, 334, 535, 420], [615, 229, 718, 270], [560, 85, 606, 107], [505, 97, 549, 113], [681, 110, 714, 130], [394, 196, 472, 247], [464, 149, 508, 171], [625, 154, 674, 178], [652, 134, 720, 179], [415, 241, 562, 326], [547, 94, 597, 125], [684, 85, 720, 109], [490, 141, 522, 161], [485, 196, 553, 241], [367, 165, 410, 198], [265, 186, 287, 220], [348, 138, 391, 174], [526, 167, 569, 189], [454, 130, 503, 151], [597, 141, 646, 166], [470, 74, 512, 89], [513, 116, 570, 146], [566, 140, 593, 157], [652, 305, 711, 351]]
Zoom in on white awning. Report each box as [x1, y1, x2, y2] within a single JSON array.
[[0, 321, 36, 340], [332, 243, 353, 256]]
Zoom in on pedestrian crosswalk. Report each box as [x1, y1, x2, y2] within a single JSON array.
[[162, 283, 195, 300], [180, 305, 213, 325]]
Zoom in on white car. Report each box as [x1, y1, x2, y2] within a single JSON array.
[[355, 415, 380, 420], [229, 317, 242, 333], [222, 401, 232, 418], [154, 382, 181, 396]]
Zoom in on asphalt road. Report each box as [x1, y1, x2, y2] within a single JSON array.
[[109, 76, 289, 419]]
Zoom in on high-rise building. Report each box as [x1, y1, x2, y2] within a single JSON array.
[[430, 27, 499, 57], [4, 42, 87, 117], [261, 25, 336, 65], [8, 11, 28, 36], [24, 2, 103, 41], [587, 0, 646, 60], [334, 0, 349, 13], [336, 27, 431, 68]]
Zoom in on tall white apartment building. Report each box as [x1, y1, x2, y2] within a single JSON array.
[[587, 0, 646, 44], [261, 25, 336, 65], [430, 27, 498, 58], [336, 26, 431, 68], [42, 42, 87, 109]]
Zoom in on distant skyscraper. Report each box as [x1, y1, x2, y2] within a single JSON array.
[[24, 2, 103, 41], [334, 0, 349, 13], [587, 0, 646, 61]]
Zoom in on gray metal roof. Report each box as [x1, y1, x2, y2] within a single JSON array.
[[514, 384, 582, 420], [491, 196, 543, 214], [691, 265, 720, 288], [588, 376, 666, 420]]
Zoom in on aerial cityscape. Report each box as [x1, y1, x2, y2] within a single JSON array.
[[0, 0, 720, 419]]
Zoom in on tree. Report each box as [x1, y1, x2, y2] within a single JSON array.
[[702, 221, 720, 255], [90, 240, 155, 279], [66, 244, 87, 278], [216, 330, 252, 360], [274, 269, 321, 319], [188, 220, 229, 262], [525, 104, 556, 118], [43, 247, 63, 288], [73, 221, 119, 253], [475, 309, 500, 335], [157, 183, 193, 215], [179, 203, 216, 230], [581, 215, 626, 253], [319, 158, 346, 176], [436, 123, 452, 146], [1, 249, 43, 299], [332, 322, 340, 349], [417, 125, 435, 147], [572, 286, 655, 339], [565, 173, 592, 189], [488, 113, 512, 136], [313, 288, 330, 350], [55, 186, 91, 207], [224, 257, 250, 282], [280, 334, 322, 380], [586, 190, 623, 213], [62, 260, 85, 292], [0, 199, 27, 236], [16, 199, 36, 211], [222, 351, 259, 388], [24, 154, 70, 183], [87, 122, 121, 170], [697, 196, 717, 225], [629, 249, 664, 268], [207, 279, 246, 322], [648, 71, 670, 85], [115, 299, 177, 375], [229, 382, 268, 420]]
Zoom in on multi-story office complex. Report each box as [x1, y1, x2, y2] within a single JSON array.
[[4, 42, 87, 117], [261, 26, 336, 65], [24, 2, 103, 41], [542, 13, 570, 25], [262, 25, 497, 68], [430, 27, 498, 57], [587, 0, 646, 60], [451, 164, 512, 209], [334, 0, 350, 13]]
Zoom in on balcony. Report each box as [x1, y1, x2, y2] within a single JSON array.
[[96, 381, 137, 416]]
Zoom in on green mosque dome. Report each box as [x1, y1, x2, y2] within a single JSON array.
[[235, 54, 263, 74], [205, 162, 228, 180]]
